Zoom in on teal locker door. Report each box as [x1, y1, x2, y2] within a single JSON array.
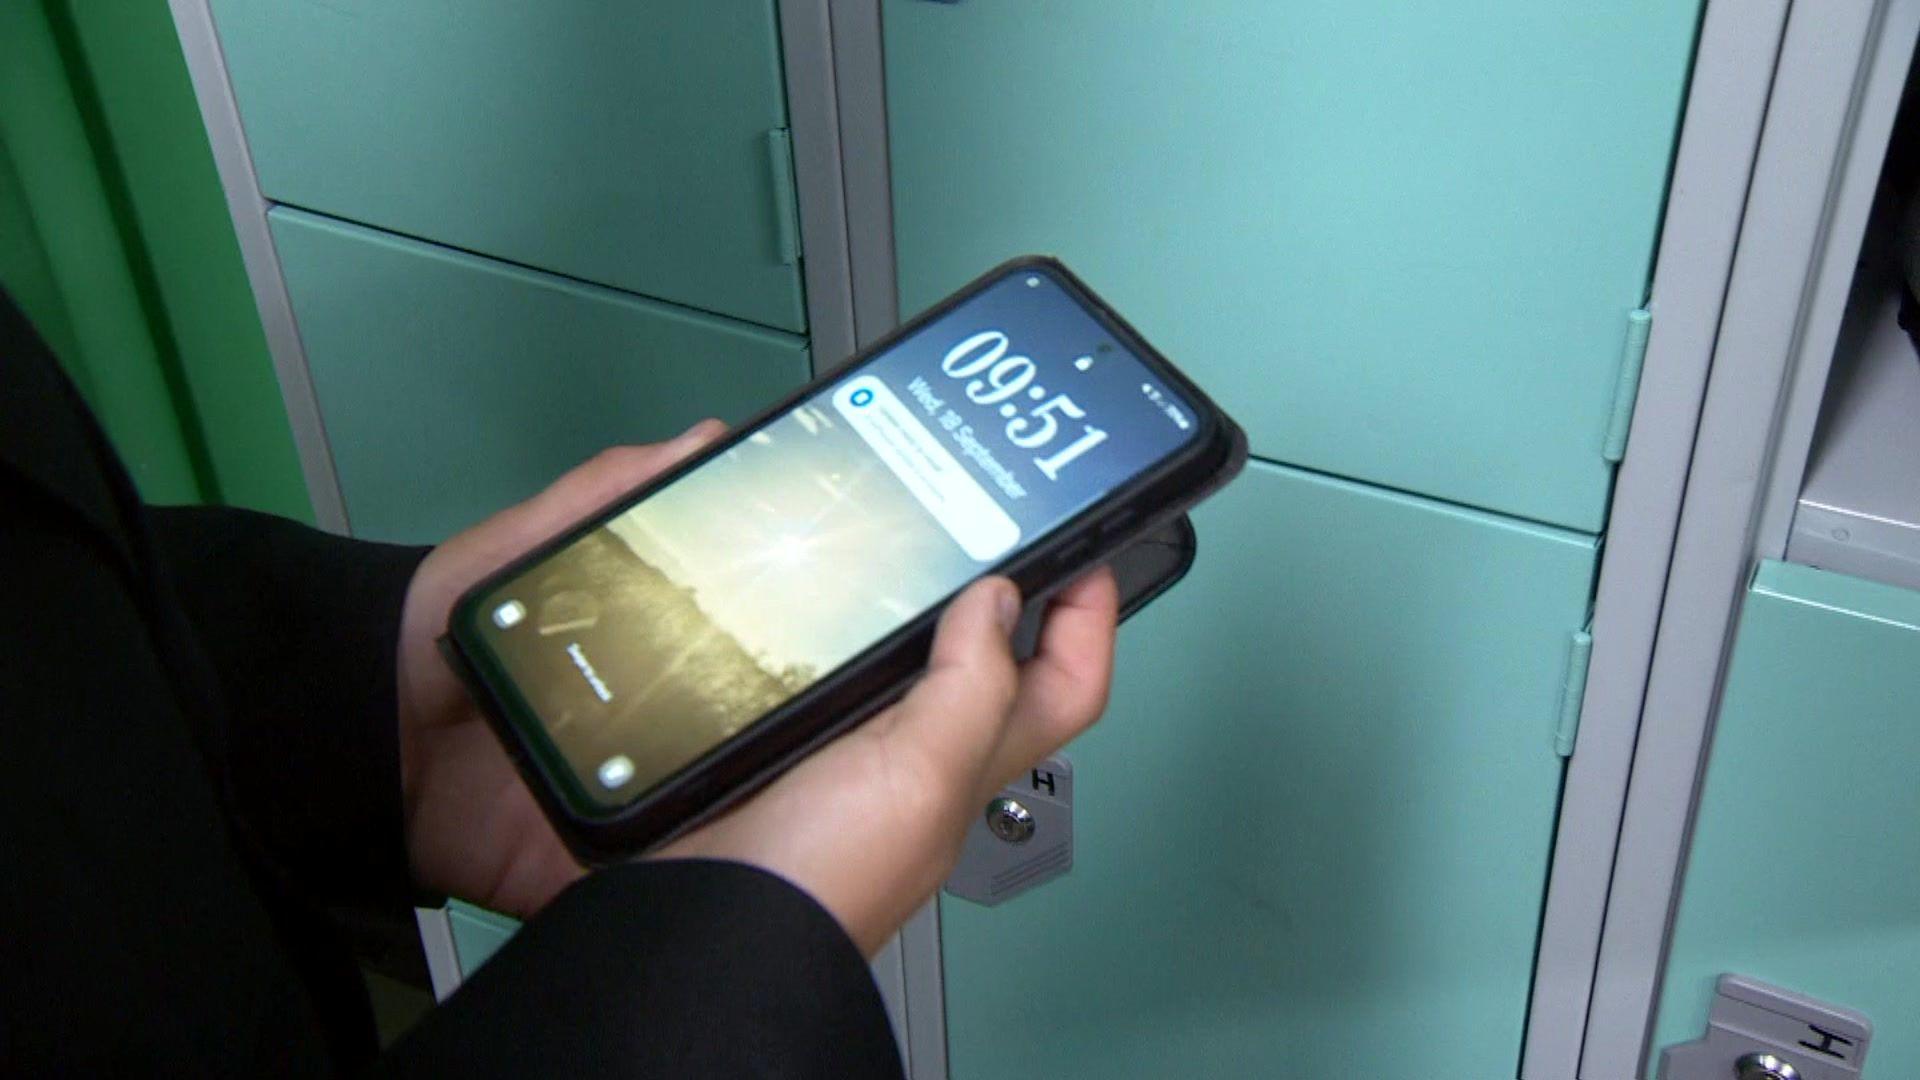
[[270, 208, 810, 543], [941, 462, 1598, 1077], [446, 900, 519, 977], [213, 2, 804, 332], [885, 1, 1700, 532], [1649, 563, 1920, 1075]]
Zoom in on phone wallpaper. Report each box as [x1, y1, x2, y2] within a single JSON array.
[[476, 266, 1198, 808]]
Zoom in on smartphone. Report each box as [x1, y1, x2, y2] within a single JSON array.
[[442, 257, 1247, 861]]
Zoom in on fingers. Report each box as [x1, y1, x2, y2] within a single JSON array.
[[880, 567, 1120, 813], [460, 420, 727, 562], [541, 419, 727, 520], [881, 576, 1023, 788], [988, 566, 1119, 787], [399, 420, 723, 707]]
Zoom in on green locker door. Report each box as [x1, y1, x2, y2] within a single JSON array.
[[940, 462, 1597, 1077], [885, 0, 1700, 532], [3, 0, 309, 520], [1649, 562, 1920, 1075], [212, 1, 805, 332], [271, 208, 810, 544]]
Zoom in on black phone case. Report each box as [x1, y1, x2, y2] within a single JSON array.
[[443, 256, 1246, 862]]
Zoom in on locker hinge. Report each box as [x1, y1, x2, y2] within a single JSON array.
[[1601, 308, 1652, 462], [1553, 626, 1594, 757], [765, 128, 801, 266]]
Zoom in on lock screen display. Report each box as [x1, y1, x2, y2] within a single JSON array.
[[473, 265, 1199, 809]]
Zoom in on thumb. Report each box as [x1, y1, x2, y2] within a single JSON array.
[[882, 577, 1024, 786]]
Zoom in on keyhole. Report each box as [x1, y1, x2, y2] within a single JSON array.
[[985, 798, 1035, 844], [1734, 1051, 1800, 1080]]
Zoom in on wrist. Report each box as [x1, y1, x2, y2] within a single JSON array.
[[395, 549, 462, 835]]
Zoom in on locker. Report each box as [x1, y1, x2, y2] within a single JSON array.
[[884, 0, 1701, 533], [212, 1, 806, 332], [941, 459, 1597, 1077], [1648, 563, 1920, 1076], [271, 207, 809, 544], [1576, 4, 1920, 1073]]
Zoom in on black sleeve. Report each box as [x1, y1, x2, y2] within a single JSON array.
[[146, 506, 429, 915], [379, 859, 905, 1079]]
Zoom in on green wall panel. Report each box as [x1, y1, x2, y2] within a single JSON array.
[[1, 0, 307, 519], [1649, 562, 1920, 1075], [0, 0, 200, 503], [213, 0, 806, 333], [0, 141, 83, 383], [55, 0, 309, 522], [270, 208, 810, 544], [886, 0, 1700, 532], [941, 460, 1598, 1078]]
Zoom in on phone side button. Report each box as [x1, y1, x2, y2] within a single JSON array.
[[1051, 536, 1097, 569]]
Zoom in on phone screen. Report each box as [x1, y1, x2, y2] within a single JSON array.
[[470, 264, 1199, 809]]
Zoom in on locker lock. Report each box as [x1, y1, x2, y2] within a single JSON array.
[[945, 755, 1073, 906], [1735, 1054, 1799, 1080], [984, 797, 1036, 844], [1660, 974, 1870, 1080]]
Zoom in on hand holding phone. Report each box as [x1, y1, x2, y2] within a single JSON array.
[[651, 568, 1118, 957], [442, 258, 1245, 862], [395, 432, 1119, 957], [397, 425, 731, 916]]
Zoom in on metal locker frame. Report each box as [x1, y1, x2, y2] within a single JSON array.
[[791, 4, 950, 1073], [1582, 1, 1920, 1075], [1523, 1, 1791, 1073], [169, 0, 348, 533], [770, 5, 929, 1067]]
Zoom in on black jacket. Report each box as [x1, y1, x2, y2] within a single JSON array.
[[0, 293, 902, 1077]]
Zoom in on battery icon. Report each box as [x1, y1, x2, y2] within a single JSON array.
[[1141, 383, 1188, 428]]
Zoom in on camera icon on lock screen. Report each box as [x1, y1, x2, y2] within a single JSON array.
[[597, 755, 636, 790]]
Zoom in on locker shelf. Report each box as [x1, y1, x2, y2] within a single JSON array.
[[1787, 268, 1920, 592]]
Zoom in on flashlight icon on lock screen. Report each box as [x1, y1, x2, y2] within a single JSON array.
[[492, 600, 526, 629]]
